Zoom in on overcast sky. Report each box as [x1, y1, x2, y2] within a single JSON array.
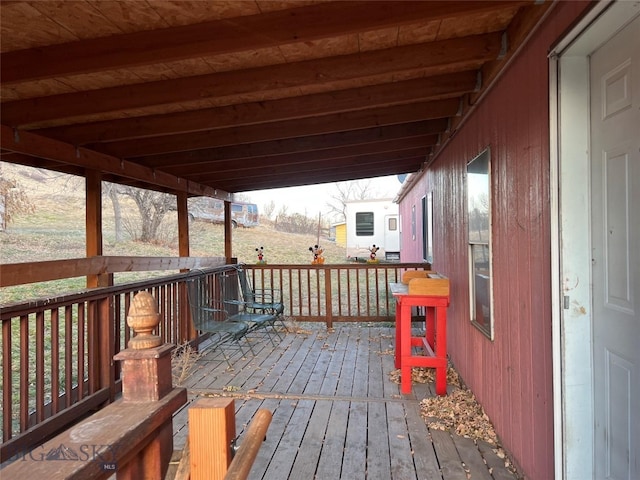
[[244, 174, 405, 219]]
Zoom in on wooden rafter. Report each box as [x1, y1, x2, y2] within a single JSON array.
[[0, 1, 526, 85], [1, 34, 500, 127], [36, 71, 477, 145], [0, 0, 552, 194]]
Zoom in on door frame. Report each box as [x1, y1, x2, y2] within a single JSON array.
[[550, 2, 640, 479]]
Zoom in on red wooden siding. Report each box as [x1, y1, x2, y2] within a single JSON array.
[[398, 2, 592, 479]]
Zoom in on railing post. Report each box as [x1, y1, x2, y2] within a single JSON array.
[[113, 291, 182, 478], [324, 267, 333, 328], [189, 398, 236, 480]]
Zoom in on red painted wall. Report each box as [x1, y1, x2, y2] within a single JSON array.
[[398, 2, 592, 479]]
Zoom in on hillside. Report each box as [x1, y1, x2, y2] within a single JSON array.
[[0, 162, 348, 302]]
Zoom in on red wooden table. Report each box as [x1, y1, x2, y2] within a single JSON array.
[[390, 282, 450, 396]]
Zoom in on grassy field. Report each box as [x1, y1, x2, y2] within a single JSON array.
[[0, 163, 348, 303]]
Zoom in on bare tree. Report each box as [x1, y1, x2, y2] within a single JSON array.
[[263, 199, 276, 220], [325, 179, 374, 222], [0, 175, 35, 231], [104, 182, 123, 242], [119, 186, 176, 243]]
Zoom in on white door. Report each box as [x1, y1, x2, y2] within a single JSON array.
[[383, 214, 400, 253], [590, 15, 640, 480]]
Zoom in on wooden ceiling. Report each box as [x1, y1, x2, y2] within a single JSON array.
[[0, 1, 552, 199]]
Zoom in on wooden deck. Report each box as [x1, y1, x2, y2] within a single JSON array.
[[168, 324, 518, 480]]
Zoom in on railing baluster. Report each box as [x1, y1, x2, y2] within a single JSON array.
[[51, 308, 60, 416], [2, 319, 12, 441], [35, 311, 45, 424], [64, 305, 73, 408], [19, 314, 29, 432], [78, 303, 85, 401]]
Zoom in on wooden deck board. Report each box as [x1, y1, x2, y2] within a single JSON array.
[[314, 399, 350, 479], [287, 400, 332, 478], [340, 400, 368, 478], [366, 401, 392, 479], [170, 325, 520, 480]]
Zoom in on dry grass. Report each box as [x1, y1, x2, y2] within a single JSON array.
[[0, 163, 350, 303], [171, 342, 203, 386]]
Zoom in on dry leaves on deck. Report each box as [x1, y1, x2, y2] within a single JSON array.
[[420, 388, 499, 445], [390, 365, 518, 476]]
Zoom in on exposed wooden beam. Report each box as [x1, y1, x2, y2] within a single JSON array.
[[0, 125, 230, 200], [164, 136, 436, 177], [221, 158, 423, 192], [37, 71, 478, 144], [0, 1, 525, 84], [1, 34, 501, 126], [100, 100, 458, 158], [188, 148, 428, 183], [136, 120, 446, 169]]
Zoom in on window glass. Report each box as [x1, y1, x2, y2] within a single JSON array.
[[388, 217, 397, 231], [422, 193, 433, 263], [467, 148, 492, 338], [356, 212, 374, 236]]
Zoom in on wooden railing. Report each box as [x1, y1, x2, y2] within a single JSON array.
[[247, 263, 429, 327], [1, 258, 429, 464]]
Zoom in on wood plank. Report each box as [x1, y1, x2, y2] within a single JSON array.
[[288, 400, 332, 478], [270, 331, 319, 394], [246, 398, 296, 478], [405, 401, 443, 480], [256, 331, 313, 393], [168, 325, 522, 480], [1, 33, 501, 125], [170, 137, 436, 178], [0, 254, 226, 288], [429, 429, 468, 480], [202, 336, 276, 390], [261, 399, 315, 478], [286, 335, 323, 394], [303, 327, 341, 395], [387, 401, 418, 480], [335, 327, 359, 397], [2, 2, 521, 84], [102, 100, 456, 159], [188, 397, 235, 480], [314, 400, 350, 478], [450, 435, 494, 480], [239, 335, 297, 392], [351, 328, 371, 398], [43, 72, 475, 145], [340, 401, 368, 478], [366, 401, 392, 479], [133, 119, 446, 167], [477, 440, 518, 480], [319, 331, 349, 396]]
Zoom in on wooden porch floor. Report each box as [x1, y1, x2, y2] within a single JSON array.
[[168, 324, 518, 480]]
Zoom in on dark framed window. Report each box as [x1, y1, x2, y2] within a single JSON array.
[[356, 212, 374, 236], [467, 148, 492, 339]]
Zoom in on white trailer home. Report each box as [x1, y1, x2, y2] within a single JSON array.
[[345, 199, 400, 261]]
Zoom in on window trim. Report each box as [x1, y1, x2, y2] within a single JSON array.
[[467, 147, 493, 340]]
